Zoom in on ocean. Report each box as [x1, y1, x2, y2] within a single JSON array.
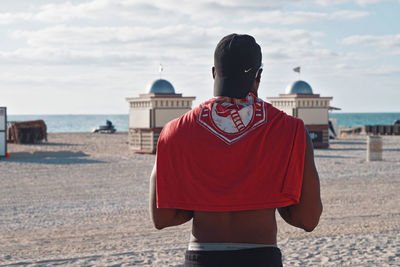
[[8, 114, 129, 133], [329, 113, 400, 127], [7, 113, 400, 133]]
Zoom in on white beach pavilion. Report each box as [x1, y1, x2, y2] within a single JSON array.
[[126, 79, 195, 153], [267, 80, 336, 148]]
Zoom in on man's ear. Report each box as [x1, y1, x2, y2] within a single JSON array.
[[251, 69, 263, 97], [255, 69, 262, 83], [212, 67, 216, 79]]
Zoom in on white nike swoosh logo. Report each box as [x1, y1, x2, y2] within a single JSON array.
[[244, 68, 252, 73]]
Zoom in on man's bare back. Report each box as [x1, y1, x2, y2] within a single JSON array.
[[192, 208, 277, 245]]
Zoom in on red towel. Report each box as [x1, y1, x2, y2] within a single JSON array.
[[156, 94, 306, 211]]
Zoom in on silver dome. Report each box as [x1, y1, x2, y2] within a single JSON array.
[[285, 80, 313, 94], [147, 79, 175, 94]]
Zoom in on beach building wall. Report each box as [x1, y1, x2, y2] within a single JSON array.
[[267, 80, 333, 148], [126, 79, 195, 153]]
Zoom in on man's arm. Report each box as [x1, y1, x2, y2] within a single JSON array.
[[149, 159, 193, 230], [278, 130, 323, 232]]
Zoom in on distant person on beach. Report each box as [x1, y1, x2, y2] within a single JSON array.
[[150, 33, 322, 267]]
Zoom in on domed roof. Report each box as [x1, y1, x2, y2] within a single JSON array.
[[285, 80, 313, 94], [147, 79, 175, 94]]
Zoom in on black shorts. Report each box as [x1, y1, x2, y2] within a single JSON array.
[[184, 247, 283, 267]]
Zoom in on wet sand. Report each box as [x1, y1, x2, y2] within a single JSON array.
[[1, 133, 399, 266]]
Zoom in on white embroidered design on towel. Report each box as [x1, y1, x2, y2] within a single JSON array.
[[197, 94, 267, 144]]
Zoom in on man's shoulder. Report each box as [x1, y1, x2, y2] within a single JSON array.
[[265, 101, 304, 125], [159, 105, 201, 143], [263, 102, 305, 140]]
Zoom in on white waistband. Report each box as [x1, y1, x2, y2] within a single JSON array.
[[188, 242, 277, 251]]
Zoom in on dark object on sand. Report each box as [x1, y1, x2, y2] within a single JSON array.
[[8, 120, 47, 144], [328, 120, 337, 139], [363, 121, 400, 136], [91, 121, 116, 134]]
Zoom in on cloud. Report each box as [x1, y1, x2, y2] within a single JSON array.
[[0, 0, 372, 27], [342, 34, 400, 55], [251, 28, 324, 46], [11, 24, 222, 49], [35, 1, 98, 21], [330, 10, 370, 19], [314, 0, 391, 6], [4, 24, 224, 66], [238, 9, 369, 25], [243, 10, 327, 25], [8, 23, 335, 66], [368, 65, 400, 76], [246, 28, 342, 62], [0, 47, 150, 66], [0, 12, 33, 24], [1, 0, 359, 69], [0, 0, 181, 26], [0, 1, 110, 24]]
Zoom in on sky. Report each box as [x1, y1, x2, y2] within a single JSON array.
[[0, 0, 399, 114]]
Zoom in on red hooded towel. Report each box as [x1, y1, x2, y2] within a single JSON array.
[[156, 93, 306, 211]]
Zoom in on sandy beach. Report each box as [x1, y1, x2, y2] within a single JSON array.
[[1, 132, 399, 266]]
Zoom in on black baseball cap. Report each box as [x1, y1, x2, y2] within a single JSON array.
[[213, 33, 262, 98]]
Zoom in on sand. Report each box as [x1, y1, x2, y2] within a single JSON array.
[[1, 132, 399, 266]]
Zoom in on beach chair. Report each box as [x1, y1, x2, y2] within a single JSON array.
[[365, 125, 372, 134], [371, 125, 379, 135], [8, 120, 47, 144], [378, 125, 386, 135], [384, 125, 393, 135], [394, 125, 400, 135]]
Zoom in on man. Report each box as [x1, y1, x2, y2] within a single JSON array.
[[150, 33, 322, 267]]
